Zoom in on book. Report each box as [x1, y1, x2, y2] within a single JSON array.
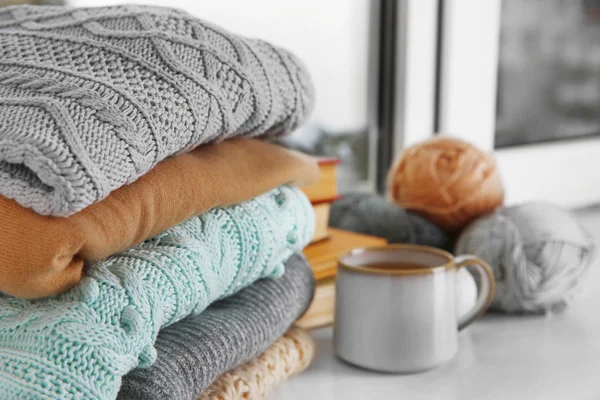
[[300, 158, 340, 203], [295, 278, 336, 330], [311, 201, 331, 243], [309, 196, 341, 244], [303, 228, 388, 281]]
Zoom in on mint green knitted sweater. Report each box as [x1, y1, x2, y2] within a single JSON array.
[[0, 186, 314, 400]]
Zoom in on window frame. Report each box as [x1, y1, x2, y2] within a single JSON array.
[[435, 0, 600, 207]]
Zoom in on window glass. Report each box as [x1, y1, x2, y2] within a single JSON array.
[[496, 0, 600, 148]]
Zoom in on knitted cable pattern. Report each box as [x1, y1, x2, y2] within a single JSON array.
[[119, 253, 315, 400], [0, 186, 314, 400], [0, 4, 314, 216], [200, 327, 316, 400]]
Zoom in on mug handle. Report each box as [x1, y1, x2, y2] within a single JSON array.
[[455, 255, 496, 331]]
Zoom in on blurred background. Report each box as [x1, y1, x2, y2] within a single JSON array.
[[497, 0, 600, 147], [3, 0, 600, 206]]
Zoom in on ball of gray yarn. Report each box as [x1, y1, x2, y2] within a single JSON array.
[[329, 193, 450, 249], [455, 202, 596, 314]]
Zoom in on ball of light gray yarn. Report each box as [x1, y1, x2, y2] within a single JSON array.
[[329, 193, 450, 250], [455, 202, 595, 314]]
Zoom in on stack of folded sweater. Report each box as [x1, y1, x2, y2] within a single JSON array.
[[0, 4, 319, 399]]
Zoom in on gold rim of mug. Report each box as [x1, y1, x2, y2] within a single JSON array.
[[338, 244, 455, 276]]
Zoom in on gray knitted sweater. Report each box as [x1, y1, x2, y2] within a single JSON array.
[[119, 253, 315, 400], [0, 5, 314, 216]]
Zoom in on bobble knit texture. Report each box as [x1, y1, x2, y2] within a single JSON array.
[[0, 186, 314, 400], [119, 253, 315, 400], [0, 4, 314, 216]]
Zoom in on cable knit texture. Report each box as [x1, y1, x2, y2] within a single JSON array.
[[0, 139, 318, 299], [119, 253, 315, 400], [0, 186, 314, 400], [200, 327, 316, 400], [0, 4, 315, 216]]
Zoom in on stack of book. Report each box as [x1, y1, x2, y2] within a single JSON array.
[[301, 158, 340, 244], [296, 159, 387, 329]]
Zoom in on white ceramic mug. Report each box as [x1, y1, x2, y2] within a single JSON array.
[[334, 244, 495, 373]]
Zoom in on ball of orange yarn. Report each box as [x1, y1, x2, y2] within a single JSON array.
[[386, 136, 504, 232]]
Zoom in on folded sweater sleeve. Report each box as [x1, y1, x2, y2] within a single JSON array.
[[0, 139, 318, 298], [0, 186, 314, 400]]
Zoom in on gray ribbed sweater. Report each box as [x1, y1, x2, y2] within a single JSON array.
[[0, 4, 314, 216], [118, 253, 315, 400]]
